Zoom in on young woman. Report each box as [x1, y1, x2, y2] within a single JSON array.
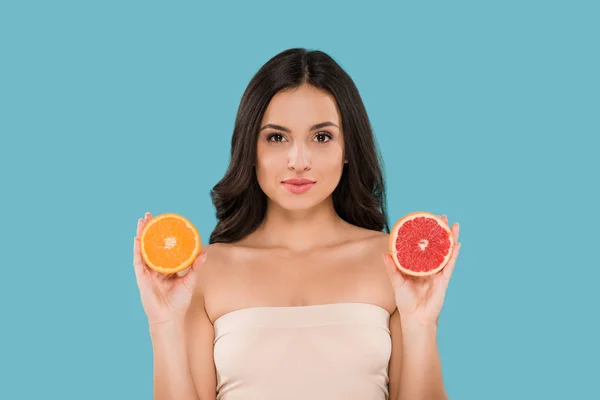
[[133, 48, 461, 400]]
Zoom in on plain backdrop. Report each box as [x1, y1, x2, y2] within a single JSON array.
[[1, 1, 598, 399]]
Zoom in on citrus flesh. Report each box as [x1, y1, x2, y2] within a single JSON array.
[[388, 211, 454, 277], [140, 213, 201, 275]]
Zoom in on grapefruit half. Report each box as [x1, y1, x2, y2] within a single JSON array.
[[140, 213, 201, 275], [388, 211, 454, 277]]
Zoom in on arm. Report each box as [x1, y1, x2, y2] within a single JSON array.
[[150, 280, 217, 399], [382, 218, 460, 400], [395, 316, 448, 400], [150, 319, 199, 400], [186, 286, 218, 400], [387, 309, 403, 400]]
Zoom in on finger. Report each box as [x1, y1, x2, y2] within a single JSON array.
[[190, 252, 208, 273], [180, 252, 208, 291], [431, 243, 461, 307], [153, 270, 172, 282], [453, 222, 460, 243], [382, 253, 406, 291], [176, 251, 207, 277], [133, 237, 146, 281], [137, 213, 152, 237], [441, 215, 448, 226], [441, 242, 461, 283], [136, 218, 144, 237]]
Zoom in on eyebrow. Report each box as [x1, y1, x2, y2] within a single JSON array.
[[260, 121, 339, 133]]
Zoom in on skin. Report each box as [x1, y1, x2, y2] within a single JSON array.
[[200, 83, 399, 395], [134, 83, 461, 399], [201, 84, 394, 315]]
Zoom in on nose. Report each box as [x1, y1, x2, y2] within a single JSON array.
[[288, 142, 311, 171]]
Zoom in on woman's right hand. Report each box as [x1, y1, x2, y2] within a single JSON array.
[[132, 212, 207, 327]]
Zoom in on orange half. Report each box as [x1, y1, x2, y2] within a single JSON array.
[[140, 213, 201, 275]]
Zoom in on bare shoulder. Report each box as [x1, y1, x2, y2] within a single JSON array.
[[365, 229, 393, 266], [348, 227, 396, 314], [366, 228, 390, 251], [349, 225, 389, 254], [194, 242, 232, 293], [191, 242, 242, 323]]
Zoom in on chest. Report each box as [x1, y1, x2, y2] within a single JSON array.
[[204, 246, 395, 324]]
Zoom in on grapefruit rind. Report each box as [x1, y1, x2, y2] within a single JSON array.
[[388, 211, 454, 277], [140, 213, 202, 275]]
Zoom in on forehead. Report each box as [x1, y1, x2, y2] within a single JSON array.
[[261, 85, 341, 127]]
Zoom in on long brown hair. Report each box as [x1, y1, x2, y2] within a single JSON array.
[[209, 48, 389, 244]]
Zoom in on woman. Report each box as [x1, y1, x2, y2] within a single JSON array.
[[133, 48, 461, 400]]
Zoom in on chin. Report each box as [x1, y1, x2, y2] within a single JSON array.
[[269, 194, 316, 209], [272, 188, 335, 211], [280, 200, 320, 211]]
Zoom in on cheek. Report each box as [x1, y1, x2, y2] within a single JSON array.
[[256, 150, 281, 176], [314, 145, 344, 168], [255, 149, 282, 188]]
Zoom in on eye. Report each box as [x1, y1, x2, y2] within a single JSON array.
[[266, 133, 286, 143], [314, 132, 333, 143], [266, 132, 333, 143]]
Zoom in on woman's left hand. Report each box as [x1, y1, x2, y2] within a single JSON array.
[[383, 215, 461, 328]]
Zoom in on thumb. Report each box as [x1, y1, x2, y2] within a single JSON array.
[[178, 252, 207, 293], [382, 253, 406, 291], [176, 252, 207, 278]]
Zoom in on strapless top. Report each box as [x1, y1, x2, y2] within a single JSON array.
[[213, 302, 392, 400]]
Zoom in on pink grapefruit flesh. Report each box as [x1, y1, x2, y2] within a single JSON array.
[[388, 211, 454, 277]]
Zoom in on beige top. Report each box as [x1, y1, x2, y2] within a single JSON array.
[[213, 302, 392, 399]]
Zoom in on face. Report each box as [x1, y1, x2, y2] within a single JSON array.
[[256, 84, 346, 210]]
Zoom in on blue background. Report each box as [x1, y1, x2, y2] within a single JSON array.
[[1, 1, 598, 398]]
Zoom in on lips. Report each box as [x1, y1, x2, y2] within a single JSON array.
[[282, 178, 316, 185], [281, 178, 316, 194], [282, 182, 315, 194]]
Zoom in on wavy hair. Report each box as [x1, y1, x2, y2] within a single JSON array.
[[209, 48, 389, 244]]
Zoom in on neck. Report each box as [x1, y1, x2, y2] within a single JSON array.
[[251, 197, 348, 252]]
